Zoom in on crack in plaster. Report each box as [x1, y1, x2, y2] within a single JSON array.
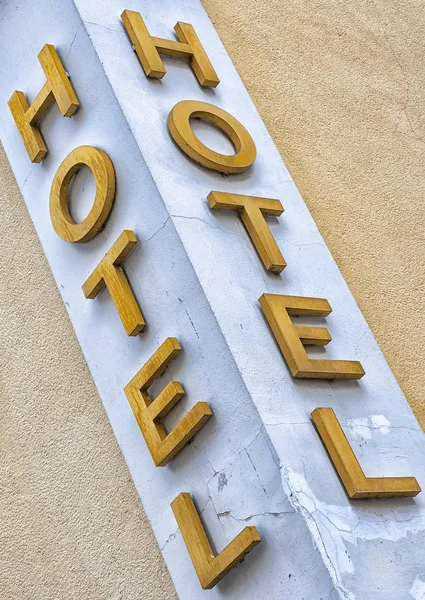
[[281, 466, 354, 600], [83, 20, 121, 33], [245, 448, 268, 497], [199, 425, 296, 532], [202, 445, 218, 479], [170, 213, 242, 240], [0, 7, 13, 22], [140, 216, 171, 245], [19, 165, 36, 191], [140, 213, 243, 248], [184, 308, 200, 338], [265, 420, 421, 432], [294, 242, 327, 249], [281, 465, 425, 600], [217, 509, 293, 523], [65, 22, 83, 59], [160, 527, 179, 552], [204, 426, 266, 482]]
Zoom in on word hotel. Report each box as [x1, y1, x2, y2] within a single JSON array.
[[7, 8, 421, 590]]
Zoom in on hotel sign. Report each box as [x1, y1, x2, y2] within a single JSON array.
[[1, 1, 425, 598]]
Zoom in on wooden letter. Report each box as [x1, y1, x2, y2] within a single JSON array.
[[50, 146, 115, 243], [168, 100, 257, 174], [259, 294, 365, 379], [121, 10, 219, 88], [124, 338, 212, 466], [208, 191, 286, 272], [82, 230, 145, 336], [171, 492, 261, 589], [8, 44, 79, 162], [312, 408, 421, 498]]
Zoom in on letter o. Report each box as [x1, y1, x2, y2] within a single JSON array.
[[50, 145, 115, 242], [167, 100, 257, 174]]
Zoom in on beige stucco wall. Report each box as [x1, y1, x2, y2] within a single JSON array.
[[1, 1, 424, 598], [202, 0, 425, 426], [0, 150, 177, 598]]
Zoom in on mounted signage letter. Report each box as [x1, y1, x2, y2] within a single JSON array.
[[171, 492, 261, 589], [8, 44, 79, 163], [50, 145, 115, 243], [124, 338, 212, 466], [121, 10, 219, 88], [82, 230, 145, 336], [259, 294, 365, 379], [208, 191, 286, 272], [168, 100, 257, 174], [312, 408, 421, 498]]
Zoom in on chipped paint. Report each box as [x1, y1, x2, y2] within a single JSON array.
[[370, 415, 391, 434], [347, 418, 372, 440], [410, 578, 425, 600]]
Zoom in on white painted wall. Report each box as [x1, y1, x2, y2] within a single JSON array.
[[1, 0, 424, 598]]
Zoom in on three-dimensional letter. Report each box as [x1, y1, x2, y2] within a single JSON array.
[[124, 338, 212, 466], [312, 408, 420, 498], [168, 100, 256, 174], [259, 294, 365, 379], [208, 191, 286, 272], [121, 10, 219, 87], [8, 44, 79, 162], [82, 230, 145, 336], [50, 146, 115, 243], [171, 492, 261, 589]]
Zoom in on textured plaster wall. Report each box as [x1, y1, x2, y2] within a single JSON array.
[[1, 1, 424, 598], [201, 0, 425, 428], [0, 148, 177, 599]]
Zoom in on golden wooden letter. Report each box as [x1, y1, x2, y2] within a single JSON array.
[[208, 191, 286, 272], [168, 100, 257, 174], [82, 230, 145, 336], [171, 492, 261, 589], [50, 146, 115, 243], [259, 294, 365, 379], [8, 44, 79, 163], [312, 408, 421, 498], [121, 10, 219, 88], [124, 338, 212, 466]]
